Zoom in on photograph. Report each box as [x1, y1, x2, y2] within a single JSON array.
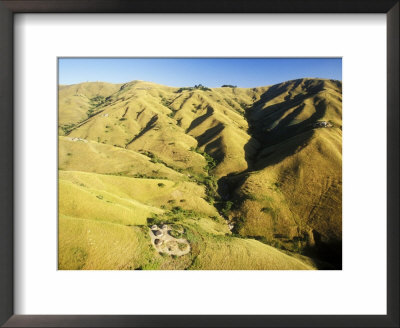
[[58, 58, 342, 270]]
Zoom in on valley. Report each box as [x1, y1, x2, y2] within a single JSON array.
[[58, 78, 342, 270]]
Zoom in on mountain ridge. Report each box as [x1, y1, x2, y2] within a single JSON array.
[[58, 78, 342, 269]]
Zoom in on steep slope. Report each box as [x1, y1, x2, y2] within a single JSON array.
[[222, 79, 342, 267], [58, 78, 341, 269], [59, 136, 184, 180], [58, 81, 122, 133]]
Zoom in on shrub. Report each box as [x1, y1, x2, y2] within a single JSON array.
[[169, 230, 182, 238], [175, 84, 211, 93], [171, 206, 184, 213], [60, 123, 76, 135], [178, 243, 188, 250], [205, 195, 215, 205], [157, 183, 165, 188], [246, 194, 257, 201], [231, 216, 246, 234], [150, 157, 161, 164], [86, 108, 96, 117], [261, 207, 273, 213], [239, 103, 248, 110], [189, 147, 218, 172], [210, 216, 219, 222], [175, 87, 193, 93], [147, 215, 164, 226], [193, 84, 211, 91], [221, 201, 233, 217], [131, 173, 168, 180]]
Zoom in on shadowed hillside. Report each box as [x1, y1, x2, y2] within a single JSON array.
[[58, 78, 342, 270]]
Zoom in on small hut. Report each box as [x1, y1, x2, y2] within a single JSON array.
[[153, 230, 163, 237]]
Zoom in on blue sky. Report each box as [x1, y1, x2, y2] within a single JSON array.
[[58, 58, 341, 88]]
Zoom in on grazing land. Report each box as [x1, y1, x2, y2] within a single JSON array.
[[58, 78, 342, 270]]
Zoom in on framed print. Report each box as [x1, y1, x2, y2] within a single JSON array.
[[56, 57, 343, 272], [0, 1, 398, 327]]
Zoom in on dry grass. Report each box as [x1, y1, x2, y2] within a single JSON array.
[[58, 215, 154, 270], [58, 82, 121, 128], [190, 237, 314, 270], [58, 78, 341, 269]]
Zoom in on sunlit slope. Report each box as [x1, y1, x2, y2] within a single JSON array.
[[59, 173, 162, 226], [189, 237, 314, 270], [58, 82, 122, 128], [59, 214, 315, 270], [226, 79, 342, 266], [59, 215, 153, 270], [59, 136, 184, 180], [61, 81, 269, 177], [58, 170, 315, 270], [59, 170, 219, 219], [58, 78, 341, 269]]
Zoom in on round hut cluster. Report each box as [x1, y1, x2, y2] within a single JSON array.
[[149, 223, 191, 257]]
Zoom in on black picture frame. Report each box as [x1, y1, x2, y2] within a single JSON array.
[[0, 1, 398, 327]]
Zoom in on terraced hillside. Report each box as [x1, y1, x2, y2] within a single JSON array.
[[58, 78, 342, 270]]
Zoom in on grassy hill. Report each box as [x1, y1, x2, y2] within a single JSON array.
[[58, 78, 342, 270], [58, 82, 122, 130]]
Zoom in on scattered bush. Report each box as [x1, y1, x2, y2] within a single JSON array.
[[189, 147, 218, 172], [178, 243, 188, 250], [171, 206, 184, 213], [261, 207, 273, 213], [175, 84, 211, 93], [131, 173, 168, 180], [169, 230, 182, 238], [221, 201, 233, 217], [167, 111, 176, 118], [60, 123, 76, 135], [239, 102, 248, 110], [246, 194, 258, 201], [160, 97, 172, 108], [210, 216, 219, 222]]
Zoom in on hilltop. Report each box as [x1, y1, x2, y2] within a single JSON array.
[[58, 78, 342, 270]]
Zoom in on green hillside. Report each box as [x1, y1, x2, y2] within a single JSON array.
[[58, 78, 342, 270]]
